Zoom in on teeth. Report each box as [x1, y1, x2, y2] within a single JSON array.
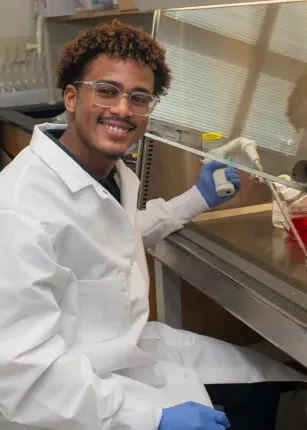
[[103, 124, 129, 134]]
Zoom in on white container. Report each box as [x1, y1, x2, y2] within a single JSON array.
[[76, 0, 118, 10], [40, 0, 76, 17], [288, 192, 307, 217]]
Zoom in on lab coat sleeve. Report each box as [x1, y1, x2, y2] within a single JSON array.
[[137, 186, 209, 250], [0, 210, 162, 430]]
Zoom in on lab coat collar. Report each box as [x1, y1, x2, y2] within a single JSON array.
[[31, 124, 98, 194], [31, 124, 140, 222]]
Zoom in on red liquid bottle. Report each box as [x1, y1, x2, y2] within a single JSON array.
[[286, 214, 307, 243], [284, 191, 307, 243]]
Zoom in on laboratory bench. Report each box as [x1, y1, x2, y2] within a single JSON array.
[[0, 103, 65, 134], [136, 109, 307, 372], [0, 103, 65, 165], [151, 209, 307, 370], [193, 212, 307, 291]]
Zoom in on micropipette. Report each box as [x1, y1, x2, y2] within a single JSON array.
[[145, 132, 307, 263]]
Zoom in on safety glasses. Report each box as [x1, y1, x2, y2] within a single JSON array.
[[74, 81, 159, 117]]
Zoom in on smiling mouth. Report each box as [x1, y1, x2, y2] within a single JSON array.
[[98, 120, 135, 136]]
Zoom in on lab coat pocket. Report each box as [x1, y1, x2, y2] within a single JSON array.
[[76, 273, 130, 343]]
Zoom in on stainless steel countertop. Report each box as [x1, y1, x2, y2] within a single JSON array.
[[189, 212, 307, 293], [153, 214, 307, 367]]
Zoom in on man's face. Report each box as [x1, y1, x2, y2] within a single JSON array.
[[64, 55, 155, 159]]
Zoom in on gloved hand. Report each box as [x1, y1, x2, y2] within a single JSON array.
[[196, 161, 240, 208], [158, 401, 231, 430]]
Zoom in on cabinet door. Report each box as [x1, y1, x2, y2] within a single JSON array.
[[0, 123, 31, 158]]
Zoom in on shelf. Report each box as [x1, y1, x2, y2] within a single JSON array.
[[48, 8, 141, 22]]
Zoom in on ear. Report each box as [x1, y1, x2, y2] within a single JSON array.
[[63, 84, 78, 113]]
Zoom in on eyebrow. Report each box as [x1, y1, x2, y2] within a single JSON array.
[[133, 86, 151, 94], [96, 79, 152, 94]]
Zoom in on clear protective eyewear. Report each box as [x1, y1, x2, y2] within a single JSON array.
[[75, 80, 159, 117]]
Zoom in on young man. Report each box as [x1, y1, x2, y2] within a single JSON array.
[[0, 20, 303, 430]]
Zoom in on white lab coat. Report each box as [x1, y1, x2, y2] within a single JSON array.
[[0, 123, 304, 430]]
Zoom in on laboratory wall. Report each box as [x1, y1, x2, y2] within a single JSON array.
[[0, 0, 35, 54]]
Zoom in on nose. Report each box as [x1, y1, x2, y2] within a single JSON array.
[[110, 95, 133, 118]]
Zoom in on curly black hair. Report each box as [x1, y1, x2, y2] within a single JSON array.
[[56, 19, 172, 97], [287, 69, 307, 131]]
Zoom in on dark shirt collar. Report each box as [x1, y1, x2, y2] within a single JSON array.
[[44, 129, 121, 203]]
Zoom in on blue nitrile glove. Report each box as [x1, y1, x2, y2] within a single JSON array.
[[158, 402, 231, 430], [196, 161, 240, 208]]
